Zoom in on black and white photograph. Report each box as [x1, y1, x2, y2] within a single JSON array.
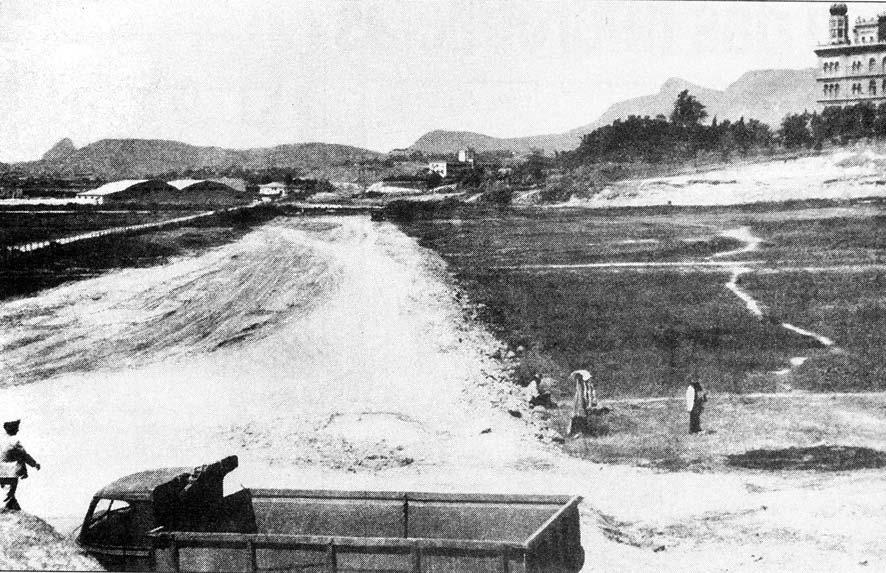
[[1, 1, 886, 570]]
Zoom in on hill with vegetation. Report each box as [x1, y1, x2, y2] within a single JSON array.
[[15, 138, 384, 180], [407, 68, 817, 155]]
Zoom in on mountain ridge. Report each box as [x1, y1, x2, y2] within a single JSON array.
[[408, 68, 818, 154], [15, 138, 383, 179]]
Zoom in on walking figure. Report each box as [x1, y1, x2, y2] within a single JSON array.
[[685, 382, 707, 434], [568, 370, 597, 436], [1, 420, 40, 511]]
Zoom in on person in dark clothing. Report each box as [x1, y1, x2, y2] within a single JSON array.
[[1, 420, 40, 511], [685, 382, 707, 434], [525, 375, 556, 409]]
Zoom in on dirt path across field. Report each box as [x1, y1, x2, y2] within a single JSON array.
[[713, 227, 838, 380], [0, 216, 884, 570]]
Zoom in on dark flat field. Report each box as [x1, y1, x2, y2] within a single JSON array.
[[0, 210, 186, 248], [398, 203, 886, 398]]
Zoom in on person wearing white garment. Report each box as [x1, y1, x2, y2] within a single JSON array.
[[568, 370, 596, 436], [1, 419, 40, 511], [686, 381, 707, 434]]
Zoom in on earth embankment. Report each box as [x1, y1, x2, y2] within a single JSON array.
[[579, 147, 886, 207], [0, 512, 100, 571]]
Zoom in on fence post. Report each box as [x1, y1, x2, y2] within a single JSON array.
[[500, 551, 510, 573], [410, 546, 422, 573], [402, 493, 409, 539], [247, 540, 257, 572], [170, 537, 181, 573], [326, 541, 337, 573]]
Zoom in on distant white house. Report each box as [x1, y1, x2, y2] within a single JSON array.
[[258, 182, 289, 201], [428, 149, 476, 179], [428, 162, 449, 178]]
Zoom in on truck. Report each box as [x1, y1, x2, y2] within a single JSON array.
[[77, 456, 585, 572]]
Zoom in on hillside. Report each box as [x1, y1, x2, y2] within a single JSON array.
[[408, 130, 540, 156], [41, 138, 76, 162], [16, 138, 383, 179], [565, 77, 724, 136], [714, 68, 819, 128], [408, 68, 818, 155], [0, 512, 101, 570]]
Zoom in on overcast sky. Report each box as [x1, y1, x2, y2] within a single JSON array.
[[0, 1, 879, 161]]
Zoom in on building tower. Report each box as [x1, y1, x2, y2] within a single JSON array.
[[815, 3, 886, 108], [829, 3, 849, 45]]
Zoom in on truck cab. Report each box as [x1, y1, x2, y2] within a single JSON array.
[[77, 457, 243, 571]]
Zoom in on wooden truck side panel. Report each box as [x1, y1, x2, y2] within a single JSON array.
[[148, 492, 584, 573]]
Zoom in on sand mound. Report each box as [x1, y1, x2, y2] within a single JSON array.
[[0, 512, 100, 571]]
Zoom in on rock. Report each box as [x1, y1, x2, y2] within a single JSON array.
[[653, 545, 666, 553], [516, 345, 526, 354], [507, 409, 522, 418], [505, 350, 516, 359], [480, 427, 492, 434]]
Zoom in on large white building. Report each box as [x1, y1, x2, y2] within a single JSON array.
[[815, 3, 886, 108]]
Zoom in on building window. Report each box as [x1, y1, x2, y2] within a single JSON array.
[[835, 83, 840, 96], [871, 58, 877, 72], [871, 80, 878, 95], [835, 61, 840, 72]]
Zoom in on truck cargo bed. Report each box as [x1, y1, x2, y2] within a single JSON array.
[[149, 490, 583, 573]]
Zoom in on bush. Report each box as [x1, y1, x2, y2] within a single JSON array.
[[477, 181, 513, 205]]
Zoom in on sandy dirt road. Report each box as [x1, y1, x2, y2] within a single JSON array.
[[1, 216, 885, 571]]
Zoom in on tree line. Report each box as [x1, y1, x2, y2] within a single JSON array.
[[563, 89, 886, 167], [780, 103, 886, 148], [562, 90, 773, 166]]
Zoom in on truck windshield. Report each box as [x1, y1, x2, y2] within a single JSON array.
[[84, 498, 134, 547], [88, 498, 131, 525]]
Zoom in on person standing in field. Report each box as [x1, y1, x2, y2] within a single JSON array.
[[568, 370, 596, 436], [0, 419, 41, 511], [686, 381, 707, 434]]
